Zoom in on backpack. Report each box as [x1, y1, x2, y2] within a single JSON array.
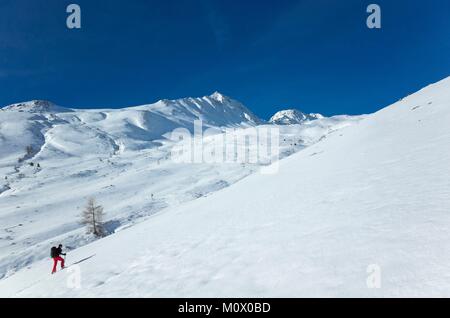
[[50, 246, 57, 258]]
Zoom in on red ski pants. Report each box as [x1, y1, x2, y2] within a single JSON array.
[[52, 256, 65, 273]]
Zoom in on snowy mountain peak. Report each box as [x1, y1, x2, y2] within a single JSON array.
[[209, 91, 228, 103], [269, 109, 324, 125], [137, 92, 262, 127], [3, 100, 72, 113]]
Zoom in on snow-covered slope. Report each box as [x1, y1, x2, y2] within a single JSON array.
[[269, 109, 323, 125], [0, 92, 359, 280], [1, 77, 449, 297]]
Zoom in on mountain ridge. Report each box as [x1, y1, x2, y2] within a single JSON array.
[[2, 93, 327, 125]]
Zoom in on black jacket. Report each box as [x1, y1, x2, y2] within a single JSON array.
[[57, 247, 66, 256], [53, 247, 66, 257]]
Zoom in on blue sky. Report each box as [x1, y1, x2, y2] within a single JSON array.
[[0, 0, 449, 119]]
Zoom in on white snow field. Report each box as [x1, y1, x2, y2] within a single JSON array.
[[0, 92, 361, 285], [1, 76, 449, 297]]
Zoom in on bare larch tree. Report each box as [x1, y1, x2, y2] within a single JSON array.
[[81, 197, 106, 237]]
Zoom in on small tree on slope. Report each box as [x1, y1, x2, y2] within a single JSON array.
[[81, 197, 106, 237]]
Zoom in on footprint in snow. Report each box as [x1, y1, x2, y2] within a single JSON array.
[[310, 151, 324, 157]]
